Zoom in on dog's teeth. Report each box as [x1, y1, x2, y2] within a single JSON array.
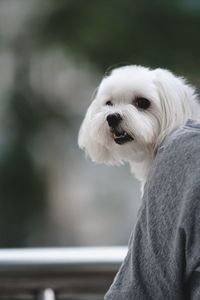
[[121, 132, 126, 137], [114, 132, 127, 139]]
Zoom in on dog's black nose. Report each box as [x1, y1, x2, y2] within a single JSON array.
[[106, 113, 122, 128]]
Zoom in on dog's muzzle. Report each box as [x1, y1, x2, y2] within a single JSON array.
[[106, 113, 134, 145]]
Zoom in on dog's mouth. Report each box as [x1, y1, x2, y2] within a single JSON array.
[[111, 128, 134, 145]]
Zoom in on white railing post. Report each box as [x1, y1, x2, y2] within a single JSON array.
[[37, 288, 56, 300]]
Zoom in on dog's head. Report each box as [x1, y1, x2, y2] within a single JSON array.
[[78, 65, 199, 178]]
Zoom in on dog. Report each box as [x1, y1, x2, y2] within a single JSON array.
[[78, 65, 200, 191]]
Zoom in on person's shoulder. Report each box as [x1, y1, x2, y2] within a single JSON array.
[[160, 119, 200, 159], [146, 120, 200, 196]]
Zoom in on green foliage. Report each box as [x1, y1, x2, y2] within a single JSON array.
[[41, 0, 200, 74], [0, 88, 47, 247]]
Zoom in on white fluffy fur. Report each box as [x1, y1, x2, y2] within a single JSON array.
[[78, 65, 200, 188]]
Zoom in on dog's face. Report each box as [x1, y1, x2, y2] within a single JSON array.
[[78, 65, 197, 173]]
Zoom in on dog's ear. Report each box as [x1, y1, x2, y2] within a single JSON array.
[[153, 68, 197, 139]]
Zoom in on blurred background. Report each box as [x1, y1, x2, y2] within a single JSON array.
[[0, 0, 200, 248]]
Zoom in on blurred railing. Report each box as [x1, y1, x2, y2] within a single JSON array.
[[0, 247, 127, 300]]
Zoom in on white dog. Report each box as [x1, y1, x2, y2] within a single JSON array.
[[78, 65, 200, 190]]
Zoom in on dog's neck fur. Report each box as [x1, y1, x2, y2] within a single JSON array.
[[129, 148, 155, 193]]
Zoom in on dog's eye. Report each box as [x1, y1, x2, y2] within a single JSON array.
[[105, 100, 113, 106], [135, 98, 151, 110]]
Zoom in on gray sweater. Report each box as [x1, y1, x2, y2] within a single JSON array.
[[105, 120, 200, 300]]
